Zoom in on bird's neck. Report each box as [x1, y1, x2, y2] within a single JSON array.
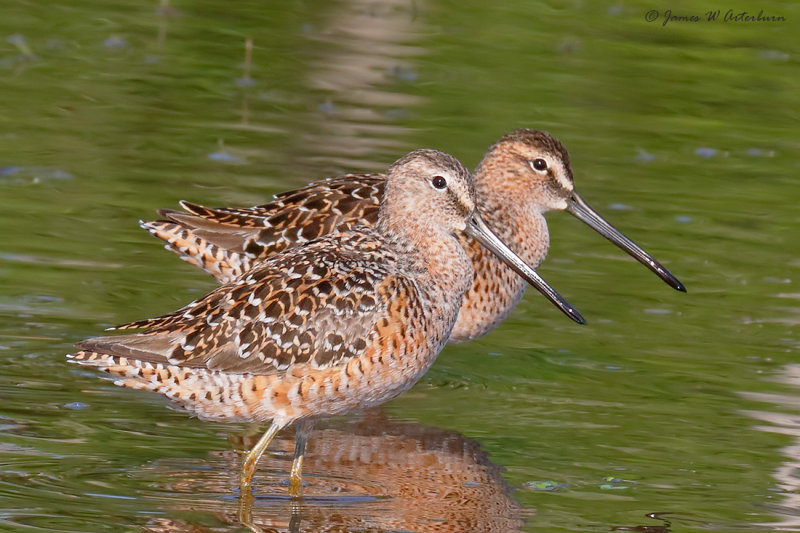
[[378, 203, 473, 298]]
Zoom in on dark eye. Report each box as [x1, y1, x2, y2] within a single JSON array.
[[531, 158, 548, 172], [431, 175, 447, 189]]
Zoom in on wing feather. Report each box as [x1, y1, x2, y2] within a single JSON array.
[[142, 174, 386, 283], [82, 230, 403, 375]]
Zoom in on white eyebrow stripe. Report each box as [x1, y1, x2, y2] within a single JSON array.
[[529, 157, 573, 192], [553, 166, 573, 191]]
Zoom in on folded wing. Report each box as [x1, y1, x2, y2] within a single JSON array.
[[78, 232, 405, 375], [141, 174, 386, 283]]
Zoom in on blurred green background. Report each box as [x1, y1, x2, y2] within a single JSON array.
[[1, 0, 799, 531]]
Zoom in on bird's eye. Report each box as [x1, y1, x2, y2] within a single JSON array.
[[530, 158, 548, 172], [431, 175, 447, 189]]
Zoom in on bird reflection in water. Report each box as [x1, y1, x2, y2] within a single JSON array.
[[139, 411, 525, 532]]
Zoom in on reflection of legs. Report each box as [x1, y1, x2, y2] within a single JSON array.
[[289, 499, 302, 533], [288, 419, 315, 498], [237, 489, 264, 533], [240, 420, 283, 492]]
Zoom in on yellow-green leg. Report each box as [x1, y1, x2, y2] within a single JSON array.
[[288, 419, 314, 498], [240, 420, 283, 492]]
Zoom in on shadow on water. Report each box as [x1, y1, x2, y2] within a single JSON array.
[[135, 412, 526, 532]]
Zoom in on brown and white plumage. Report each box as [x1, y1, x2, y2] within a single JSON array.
[[73, 228, 451, 423], [143, 129, 684, 343], [147, 174, 384, 283], [69, 148, 569, 501], [71, 150, 477, 418]]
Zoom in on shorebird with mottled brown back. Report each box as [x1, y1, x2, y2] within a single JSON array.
[[142, 129, 685, 343], [68, 149, 582, 504]]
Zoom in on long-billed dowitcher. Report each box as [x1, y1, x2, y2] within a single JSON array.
[[68, 149, 581, 500], [143, 129, 684, 343]]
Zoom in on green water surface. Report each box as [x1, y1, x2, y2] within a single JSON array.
[[1, 1, 799, 531]]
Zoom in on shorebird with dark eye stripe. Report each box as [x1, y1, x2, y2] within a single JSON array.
[[142, 129, 684, 344], [67, 149, 582, 503]]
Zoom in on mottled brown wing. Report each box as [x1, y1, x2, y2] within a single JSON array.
[[77, 231, 407, 375], [141, 174, 386, 283], [181, 172, 385, 228]]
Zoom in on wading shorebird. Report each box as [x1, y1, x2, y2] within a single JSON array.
[[68, 149, 583, 501], [143, 130, 684, 343]]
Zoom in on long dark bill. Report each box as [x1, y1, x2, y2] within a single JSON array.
[[465, 212, 586, 325], [566, 193, 686, 292]]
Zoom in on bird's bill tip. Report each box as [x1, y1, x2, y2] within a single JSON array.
[[566, 192, 686, 292]]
